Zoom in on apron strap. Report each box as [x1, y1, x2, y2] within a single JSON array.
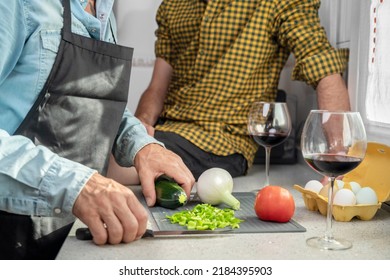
[[62, 0, 72, 34]]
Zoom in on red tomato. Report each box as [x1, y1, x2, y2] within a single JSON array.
[[254, 185, 295, 223]]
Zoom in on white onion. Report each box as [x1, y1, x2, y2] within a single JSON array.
[[196, 168, 240, 210]]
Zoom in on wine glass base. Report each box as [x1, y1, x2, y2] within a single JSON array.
[[306, 236, 352, 250]]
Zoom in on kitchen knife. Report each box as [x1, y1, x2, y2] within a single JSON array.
[[75, 227, 232, 240]]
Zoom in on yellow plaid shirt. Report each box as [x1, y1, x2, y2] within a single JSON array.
[[154, 0, 349, 167]]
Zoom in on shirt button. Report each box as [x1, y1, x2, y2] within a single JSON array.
[[54, 208, 62, 215], [99, 13, 105, 20], [204, 16, 209, 22], [199, 50, 205, 56], [91, 28, 97, 33]]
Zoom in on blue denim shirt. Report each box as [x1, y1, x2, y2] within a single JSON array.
[[0, 0, 159, 218]]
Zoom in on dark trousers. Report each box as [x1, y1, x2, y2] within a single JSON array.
[[154, 131, 247, 180], [0, 211, 73, 260]]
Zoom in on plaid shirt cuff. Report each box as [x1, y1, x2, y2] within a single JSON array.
[[292, 48, 349, 88]]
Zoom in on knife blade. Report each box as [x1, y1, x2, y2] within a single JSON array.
[[75, 227, 232, 240]]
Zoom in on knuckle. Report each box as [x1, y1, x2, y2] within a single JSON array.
[[93, 232, 108, 245], [122, 226, 137, 243], [108, 228, 123, 245], [138, 209, 149, 225]]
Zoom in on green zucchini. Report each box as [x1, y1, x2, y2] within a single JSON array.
[[155, 175, 187, 209]]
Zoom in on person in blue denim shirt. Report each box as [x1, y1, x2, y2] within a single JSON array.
[[0, 0, 194, 259]]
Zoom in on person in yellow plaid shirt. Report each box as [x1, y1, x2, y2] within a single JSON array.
[[109, 0, 350, 182]]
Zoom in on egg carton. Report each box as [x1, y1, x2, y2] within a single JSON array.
[[294, 184, 382, 221], [294, 142, 390, 222]]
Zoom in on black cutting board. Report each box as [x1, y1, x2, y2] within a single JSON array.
[[148, 192, 306, 234]]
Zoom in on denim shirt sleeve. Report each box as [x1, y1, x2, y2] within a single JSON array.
[[0, 110, 161, 217], [112, 108, 164, 167], [0, 129, 95, 218], [0, 1, 25, 85]]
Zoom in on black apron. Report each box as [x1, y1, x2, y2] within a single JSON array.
[[0, 0, 133, 259]]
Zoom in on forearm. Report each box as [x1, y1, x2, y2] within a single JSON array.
[[135, 87, 165, 127], [135, 58, 173, 126], [316, 74, 351, 111]]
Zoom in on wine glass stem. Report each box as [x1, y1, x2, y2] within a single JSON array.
[[325, 177, 335, 241], [264, 146, 271, 187]]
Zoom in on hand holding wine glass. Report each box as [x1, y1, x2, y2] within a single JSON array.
[[248, 102, 292, 188], [301, 110, 367, 250]]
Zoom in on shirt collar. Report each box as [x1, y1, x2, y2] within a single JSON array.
[[74, 0, 114, 39]]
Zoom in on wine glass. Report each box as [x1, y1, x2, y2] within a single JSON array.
[[248, 102, 292, 188], [301, 110, 367, 250]]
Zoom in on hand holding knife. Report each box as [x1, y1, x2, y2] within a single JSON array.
[[75, 227, 232, 240]]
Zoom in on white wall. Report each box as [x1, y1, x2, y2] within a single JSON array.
[[113, 0, 162, 113]]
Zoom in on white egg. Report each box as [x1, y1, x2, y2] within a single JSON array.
[[319, 183, 340, 198], [356, 187, 378, 205], [304, 180, 323, 193], [335, 180, 345, 189], [349, 182, 362, 194], [333, 189, 357, 206]]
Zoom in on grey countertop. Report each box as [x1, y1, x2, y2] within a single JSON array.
[[56, 160, 390, 260]]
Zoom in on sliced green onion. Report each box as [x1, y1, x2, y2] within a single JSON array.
[[166, 204, 244, 230]]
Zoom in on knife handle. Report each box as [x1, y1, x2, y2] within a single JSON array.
[[75, 227, 154, 240]]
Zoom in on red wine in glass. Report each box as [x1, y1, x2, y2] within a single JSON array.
[[252, 132, 289, 147], [248, 102, 292, 189], [304, 154, 362, 178], [301, 110, 367, 250]]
